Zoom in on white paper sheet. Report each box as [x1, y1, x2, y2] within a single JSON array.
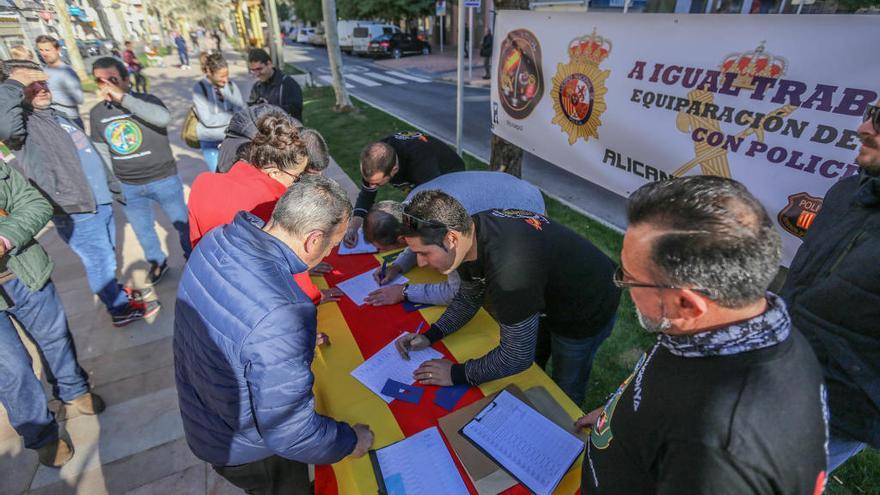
[[336, 269, 408, 306], [461, 390, 584, 495], [374, 427, 469, 495], [351, 337, 442, 403], [338, 229, 379, 255]]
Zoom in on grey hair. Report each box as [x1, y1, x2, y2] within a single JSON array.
[[627, 175, 781, 308], [271, 175, 352, 239], [364, 201, 404, 245], [301, 128, 330, 173]]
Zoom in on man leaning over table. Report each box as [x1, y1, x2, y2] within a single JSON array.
[[174, 175, 374, 495], [394, 191, 620, 406], [362, 170, 546, 306], [577, 176, 827, 494]]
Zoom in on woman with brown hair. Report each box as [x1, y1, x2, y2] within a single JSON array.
[[187, 113, 336, 304]]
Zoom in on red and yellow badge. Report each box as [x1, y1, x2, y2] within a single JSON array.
[[551, 29, 611, 145]]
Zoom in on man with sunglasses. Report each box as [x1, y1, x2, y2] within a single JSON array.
[[781, 104, 880, 472], [363, 171, 546, 306], [0, 59, 159, 327], [89, 57, 192, 286], [343, 131, 465, 248], [578, 176, 827, 495], [394, 190, 619, 406]]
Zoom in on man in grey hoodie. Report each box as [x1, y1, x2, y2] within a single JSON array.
[[35, 35, 84, 129]]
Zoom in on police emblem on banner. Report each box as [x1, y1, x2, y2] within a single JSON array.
[[551, 29, 611, 145], [777, 192, 823, 238], [497, 29, 544, 120]]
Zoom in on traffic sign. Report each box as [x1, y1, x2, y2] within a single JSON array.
[[465, 0, 481, 7]]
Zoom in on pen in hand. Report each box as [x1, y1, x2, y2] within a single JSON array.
[[378, 259, 388, 286]]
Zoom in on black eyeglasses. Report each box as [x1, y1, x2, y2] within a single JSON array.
[[401, 212, 448, 232], [96, 76, 121, 86], [613, 265, 715, 298], [865, 105, 880, 134]]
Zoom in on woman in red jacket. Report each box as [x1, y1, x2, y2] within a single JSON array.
[[188, 112, 338, 305]]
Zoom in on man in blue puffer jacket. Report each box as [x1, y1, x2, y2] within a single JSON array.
[[174, 175, 374, 494]]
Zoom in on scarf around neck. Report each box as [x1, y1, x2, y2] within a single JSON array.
[[658, 293, 790, 358]]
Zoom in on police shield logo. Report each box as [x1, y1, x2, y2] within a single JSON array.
[[777, 192, 823, 239]]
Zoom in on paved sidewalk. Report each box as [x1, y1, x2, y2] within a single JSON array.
[[0, 51, 358, 495]]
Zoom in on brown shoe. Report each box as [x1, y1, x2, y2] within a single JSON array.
[[36, 438, 74, 467], [66, 392, 106, 415]]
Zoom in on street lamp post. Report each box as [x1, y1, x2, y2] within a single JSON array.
[[456, 0, 465, 156]]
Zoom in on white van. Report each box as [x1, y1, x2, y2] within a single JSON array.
[[337, 20, 375, 54], [352, 24, 401, 55], [296, 27, 316, 44]]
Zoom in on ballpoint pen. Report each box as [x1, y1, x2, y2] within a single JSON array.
[[379, 259, 388, 286]]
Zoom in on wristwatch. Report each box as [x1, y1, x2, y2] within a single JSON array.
[[402, 283, 411, 303]]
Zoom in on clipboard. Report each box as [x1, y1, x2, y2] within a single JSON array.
[[458, 389, 585, 495]]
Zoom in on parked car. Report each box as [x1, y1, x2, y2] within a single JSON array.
[[352, 24, 400, 55], [337, 20, 375, 54], [297, 27, 316, 44], [309, 28, 326, 46], [367, 33, 431, 59]]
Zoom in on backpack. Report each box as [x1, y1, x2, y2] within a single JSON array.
[[181, 81, 209, 149]]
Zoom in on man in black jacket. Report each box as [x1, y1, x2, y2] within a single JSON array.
[[781, 103, 880, 471], [578, 176, 827, 495], [0, 59, 158, 327], [343, 131, 465, 247], [247, 48, 303, 121]]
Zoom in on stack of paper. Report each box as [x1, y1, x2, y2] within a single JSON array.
[[338, 229, 379, 255], [336, 269, 408, 306], [351, 338, 441, 403], [461, 389, 584, 495], [371, 427, 469, 495]]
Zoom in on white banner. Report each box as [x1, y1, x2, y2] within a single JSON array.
[[490, 12, 880, 264]]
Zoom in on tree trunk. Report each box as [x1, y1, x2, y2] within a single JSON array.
[[321, 0, 354, 112], [52, 0, 89, 82], [488, 0, 529, 177], [264, 0, 285, 67]]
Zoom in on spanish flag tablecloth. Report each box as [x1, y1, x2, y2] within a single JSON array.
[[311, 249, 584, 494]]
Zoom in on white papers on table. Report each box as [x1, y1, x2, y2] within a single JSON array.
[[338, 229, 378, 255], [461, 390, 584, 495], [351, 337, 441, 403], [373, 427, 469, 495], [336, 268, 408, 306]]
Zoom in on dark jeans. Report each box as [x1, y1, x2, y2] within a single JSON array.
[[178, 49, 189, 66], [119, 175, 192, 265], [0, 279, 89, 449], [53, 204, 129, 315], [483, 56, 491, 77], [535, 315, 617, 407], [213, 456, 311, 495]]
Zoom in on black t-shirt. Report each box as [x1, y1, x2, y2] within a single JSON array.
[[353, 131, 465, 217], [584, 331, 828, 495], [90, 94, 177, 185], [457, 209, 619, 336]]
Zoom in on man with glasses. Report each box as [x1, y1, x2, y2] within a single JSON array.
[[781, 103, 880, 472], [0, 59, 158, 326], [247, 48, 303, 121], [393, 190, 619, 406], [343, 131, 465, 248], [89, 57, 191, 286], [578, 175, 827, 494]]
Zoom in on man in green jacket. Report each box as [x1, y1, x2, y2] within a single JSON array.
[[0, 153, 104, 468]]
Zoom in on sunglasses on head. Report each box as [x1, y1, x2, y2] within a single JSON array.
[[865, 105, 880, 134], [401, 212, 448, 233]]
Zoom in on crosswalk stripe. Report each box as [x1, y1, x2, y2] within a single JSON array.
[[343, 73, 382, 87], [361, 72, 406, 85], [384, 70, 431, 83], [319, 75, 354, 88]]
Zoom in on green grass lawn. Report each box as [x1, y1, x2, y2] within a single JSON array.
[[301, 85, 879, 494]]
